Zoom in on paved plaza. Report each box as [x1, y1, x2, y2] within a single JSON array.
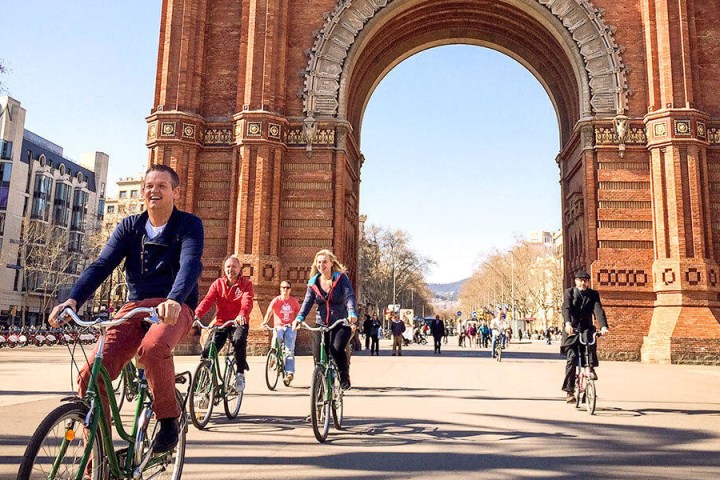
[[1, 338, 718, 479]]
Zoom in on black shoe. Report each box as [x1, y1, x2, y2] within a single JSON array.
[[153, 418, 179, 453], [340, 372, 351, 390]]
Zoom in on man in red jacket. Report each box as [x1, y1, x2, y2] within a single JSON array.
[[195, 255, 254, 391]]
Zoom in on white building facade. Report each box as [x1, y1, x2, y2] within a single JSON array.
[[0, 96, 109, 326]]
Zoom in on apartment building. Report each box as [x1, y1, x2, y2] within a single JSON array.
[[0, 96, 109, 326]]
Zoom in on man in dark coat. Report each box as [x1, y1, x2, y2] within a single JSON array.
[[363, 314, 373, 350], [430, 315, 445, 354], [561, 269, 609, 403]]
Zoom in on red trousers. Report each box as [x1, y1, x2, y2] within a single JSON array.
[[77, 298, 193, 420]]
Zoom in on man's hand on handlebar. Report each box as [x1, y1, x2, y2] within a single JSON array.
[[157, 299, 181, 325], [600, 326, 609, 335], [49, 299, 78, 328]]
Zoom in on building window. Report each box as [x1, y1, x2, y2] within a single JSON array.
[[130, 190, 139, 198], [119, 190, 128, 199], [0, 140, 12, 160], [98, 198, 105, 220], [0, 162, 12, 210], [68, 231, 84, 253], [71, 188, 89, 232], [0, 212, 5, 235], [107, 205, 115, 214], [52, 182, 72, 227], [31, 174, 53, 221]]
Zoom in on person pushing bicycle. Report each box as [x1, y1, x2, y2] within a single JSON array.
[[561, 269, 609, 403], [48, 164, 204, 454], [292, 249, 358, 390], [261, 280, 301, 384], [195, 254, 254, 392]]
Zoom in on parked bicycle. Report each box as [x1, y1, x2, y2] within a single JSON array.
[[189, 319, 243, 429], [574, 331, 601, 415], [17, 307, 189, 480], [262, 324, 293, 390], [297, 319, 349, 443]]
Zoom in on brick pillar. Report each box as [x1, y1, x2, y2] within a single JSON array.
[[644, 111, 720, 364]]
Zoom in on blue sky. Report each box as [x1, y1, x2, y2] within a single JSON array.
[[2, 3, 560, 284]]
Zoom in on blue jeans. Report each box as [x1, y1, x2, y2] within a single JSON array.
[[275, 326, 296, 374]]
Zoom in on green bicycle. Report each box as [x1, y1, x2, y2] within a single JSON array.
[[189, 319, 243, 429], [262, 324, 293, 390], [297, 319, 349, 443], [17, 307, 189, 480]]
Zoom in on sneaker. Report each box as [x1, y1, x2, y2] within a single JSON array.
[[340, 372, 351, 390], [153, 418, 179, 453], [565, 392, 576, 403], [235, 372, 246, 392], [284, 372, 294, 384]]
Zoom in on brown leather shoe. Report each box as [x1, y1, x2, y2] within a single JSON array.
[[565, 392, 576, 403]]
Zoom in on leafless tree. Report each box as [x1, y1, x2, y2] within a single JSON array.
[[358, 223, 434, 319]]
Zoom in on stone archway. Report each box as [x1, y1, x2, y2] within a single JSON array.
[[148, 0, 720, 363]]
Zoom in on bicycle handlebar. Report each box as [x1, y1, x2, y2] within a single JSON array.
[[297, 318, 350, 332], [578, 331, 602, 345], [261, 323, 290, 331], [60, 307, 160, 328], [192, 318, 240, 331]]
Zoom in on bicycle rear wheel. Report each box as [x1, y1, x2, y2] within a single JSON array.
[[332, 375, 344, 430], [223, 358, 243, 419], [585, 380, 597, 415], [17, 401, 105, 480], [189, 361, 215, 429], [310, 365, 330, 443], [265, 349, 280, 391], [112, 369, 126, 411]]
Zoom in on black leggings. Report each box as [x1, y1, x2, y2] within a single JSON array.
[[313, 325, 352, 375], [202, 324, 249, 372]]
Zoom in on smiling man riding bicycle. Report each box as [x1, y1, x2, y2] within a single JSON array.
[[561, 269, 609, 403], [49, 164, 204, 454]]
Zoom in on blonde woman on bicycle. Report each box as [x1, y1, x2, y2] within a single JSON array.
[[261, 281, 301, 383], [292, 249, 358, 390]]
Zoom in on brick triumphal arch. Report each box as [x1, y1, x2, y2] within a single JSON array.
[[147, 0, 720, 363]]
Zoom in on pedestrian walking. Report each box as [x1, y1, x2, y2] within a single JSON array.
[[430, 315, 444, 354], [370, 316, 382, 355], [391, 315, 405, 356]]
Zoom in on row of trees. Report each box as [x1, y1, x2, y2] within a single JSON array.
[[357, 224, 435, 318], [459, 238, 563, 328]]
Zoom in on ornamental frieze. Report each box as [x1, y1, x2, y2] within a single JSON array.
[[285, 127, 336, 146], [202, 128, 234, 145], [709, 128, 720, 144]]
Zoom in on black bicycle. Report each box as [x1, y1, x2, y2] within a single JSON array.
[[574, 331, 601, 414]]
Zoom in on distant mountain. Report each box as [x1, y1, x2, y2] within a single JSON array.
[[427, 278, 469, 301]]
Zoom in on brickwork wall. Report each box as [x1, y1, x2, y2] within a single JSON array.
[[150, 0, 720, 363]]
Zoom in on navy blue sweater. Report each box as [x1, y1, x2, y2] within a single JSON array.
[[69, 208, 204, 309], [297, 272, 357, 326]]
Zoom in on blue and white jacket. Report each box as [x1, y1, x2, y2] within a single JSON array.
[[296, 272, 357, 326]]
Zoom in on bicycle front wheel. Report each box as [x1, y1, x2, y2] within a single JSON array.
[[332, 375, 344, 430], [310, 365, 330, 443], [585, 380, 597, 415], [189, 361, 215, 429], [18, 401, 105, 480], [140, 389, 186, 480], [495, 345, 502, 362], [224, 358, 243, 419], [265, 349, 280, 391]]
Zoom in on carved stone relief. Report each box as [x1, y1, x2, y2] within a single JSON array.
[[303, 0, 628, 122]]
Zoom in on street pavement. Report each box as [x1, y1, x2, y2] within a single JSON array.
[[1, 338, 719, 479]]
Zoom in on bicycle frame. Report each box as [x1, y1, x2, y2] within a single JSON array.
[[56, 307, 163, 480], [576, 331, 598, 390], [196, 320, 240, 397]]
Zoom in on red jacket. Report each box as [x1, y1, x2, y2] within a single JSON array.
[[195, 276, 254, 326]]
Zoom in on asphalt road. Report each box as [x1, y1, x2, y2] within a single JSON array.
[[1, 338, 719, 479]]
